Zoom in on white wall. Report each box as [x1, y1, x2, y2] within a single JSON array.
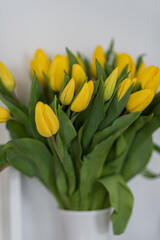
[[0, 0, 160, 239]]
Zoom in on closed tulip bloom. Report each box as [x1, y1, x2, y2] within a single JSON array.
[[71, 80, 94, 112], [116, 53, 136, 79], [0, 107, 10, 123], [91, 46, 106, 79], [49, 55, 69, 92], [136, 62, 146, 78], [60, 78, 75, 105], [126, 89, 154, 113], [35, 102, 59, 137], [131, 77, 138, 86], [137, 66, 160, 93], [72, 64, 86, 92], [104, 67, 118, 101], [0, 62, 15, 92], [30, 49, 50, 87], [118, 78, 132, 101]]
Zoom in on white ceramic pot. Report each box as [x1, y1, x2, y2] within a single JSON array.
[[59, 208, 111, 240]]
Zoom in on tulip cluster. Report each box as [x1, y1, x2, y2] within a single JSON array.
[[1, 41, 160, 236]]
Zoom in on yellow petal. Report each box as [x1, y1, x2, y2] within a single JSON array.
[[30, 49, 50, 87], [104, 67, 118, 101], [117, 78, 132, 101], [131, 77, 138, 86], [116, 53, 135, 79], [91, 45, 106, 79], [0, 62, 15, 92], [76, 56, 86, 71], [136, 62, 146, 78], [71, 82, 90, 112], [0, 107, 10, 123], [35, 102, 52, 137], [83, 80, 94, 109], [43, 104, 59, 135], [49, 55, 69, 92], [60, 78, 75, 105], [72, 64, 86, 92], [126, 89, 154, 113]]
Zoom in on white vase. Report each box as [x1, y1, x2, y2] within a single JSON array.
[[58, 208, 111, 240]]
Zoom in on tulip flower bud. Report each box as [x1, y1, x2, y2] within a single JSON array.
[[76, 56, 85, 71], [116, 53, 136, 79], [72, 64, 86, 92], [0, 62, 15, 92], [136, 62, 145, 78], [49, 55, 69, 92], [0, 106, 10, 123], [137, 66, 160, 93], [35, 102, 59, 137], [91, 46, 106, 79], [104, 67, 118, 101], [117, 78, 132, 101], [131, 78, 138, 86], [60, 78, 75, 105], [30, 49, 50, 87], [71, 80, 94, 112], [126, 89, 154, 113]]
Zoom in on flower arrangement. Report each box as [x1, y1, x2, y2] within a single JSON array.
[[0, 41, 160, 235]]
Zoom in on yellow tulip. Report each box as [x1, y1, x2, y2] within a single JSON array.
[[30, 49, 50, 87], [35, 102, 59, 137], [126, 89, 154, 113], [60, 78, 75, 105], [104, 67, 118, 101], [131, 78, 138, 86], [137, 65, 160, 93], [72, 64, 86, 92], [76, 56, 85, 71], [0, 62, 15, 92], [118, 78, 132, 101], [136, 62, 146, 78], [0, 106, 10, 123], [49, 55, 69, 92], [71, 80, 94, 112], [116, 53, 136, 79], [91, 45, 106, 79]]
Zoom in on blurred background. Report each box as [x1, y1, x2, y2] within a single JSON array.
[[0, 0, 160, 239]]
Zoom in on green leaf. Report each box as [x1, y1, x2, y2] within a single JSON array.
[[82, 77, 105, 152], [132, 82, 142, 93], [98, 174, 134, 235], [43, 73, 55, 102], [80, 131, 124, 210], [105, 62, 113, 77], [58, 106, 77, 148], [6, 120, 31, 139], [143, 92, 160, 115], [96, 59, 106, 81], [142, 169, 160, 179], [66, 48, 79, 72], [100, 85, 133, 130], [84, 58, 91, 79], [106, 39, 114, 62], [91, 112, 140, 150], [136, 54, 145, 71], [29, 72, 46, 142], [0, 92, 29, 125], [154, 144, 160, 153]]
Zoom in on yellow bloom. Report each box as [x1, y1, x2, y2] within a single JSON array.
[[104, 67, 118, 101], [0, 62, 15, 92], [35, 102, 59, 137], [0, 106, 10, 123], [60, 78, 75, 105], [116, 53, 136, 79], [72, 64, 86, 92], [136, 62, 146, 78], [91, 45, 106, 79], [126, 89, 154, 113], [76, 56, 85, 71], [71, 80, 94, 112], [30, 49, 50, 87], [118, 78, 132, 101], [131, 78, 138, 86], [49, 55, 69, 92], [137, 65, 160, 93]]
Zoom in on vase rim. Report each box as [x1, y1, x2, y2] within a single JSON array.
[[58, 208, 110, 215]]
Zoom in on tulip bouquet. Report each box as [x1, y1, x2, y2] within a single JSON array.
[[0, 41, 160, 235]]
